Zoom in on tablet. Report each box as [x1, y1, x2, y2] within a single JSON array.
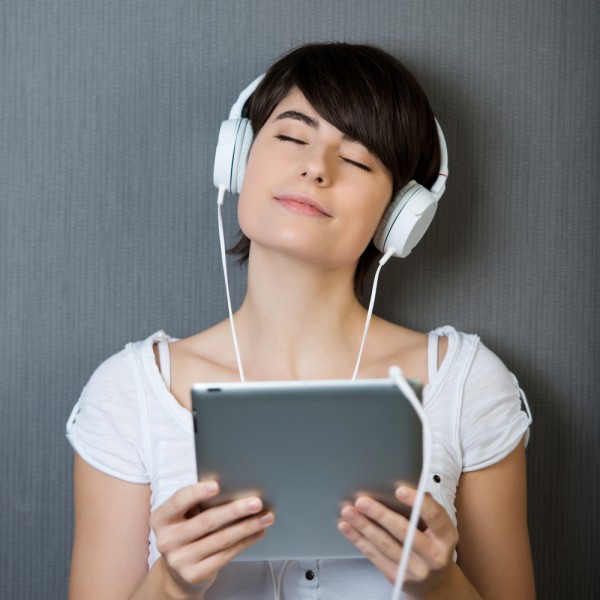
[[191, 377, 423, 560]]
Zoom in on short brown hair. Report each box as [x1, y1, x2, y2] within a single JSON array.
[[229, 43, 440, 296]]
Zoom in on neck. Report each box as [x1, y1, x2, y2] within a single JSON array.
[[232, 244, 369, 380]]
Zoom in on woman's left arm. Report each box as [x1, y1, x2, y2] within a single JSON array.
[[454, 438, 535, 599], [338, 439, 535, 599]]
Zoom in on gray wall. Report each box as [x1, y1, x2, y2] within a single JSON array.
[[1, 1, 598, 598]]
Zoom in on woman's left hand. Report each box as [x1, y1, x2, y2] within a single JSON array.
[[338, 486, 459, 598]]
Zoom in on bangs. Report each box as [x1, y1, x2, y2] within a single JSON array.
[[248, 43, 438, 196], [295, 48, 403, 187]]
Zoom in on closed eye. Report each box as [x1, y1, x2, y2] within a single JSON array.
[[275, 134, 306, 145], [275, 135, 372, 172], [341, 157, 372, 172]]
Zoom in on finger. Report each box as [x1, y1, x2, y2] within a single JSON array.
[[393, 487, 458, 571], [354, 497, 412, 545], [352, 495, 441, 568], [177, 497, 263, 543], [395, 487, 458, 547], [337, 517, 428, 584], [338, 518, 399, 581], [340, 504, 402, 563], [157, 496, 267, 552], [153, 481, 220, 525], [168, 529, 267, 588], [172, 510, 275, 567]]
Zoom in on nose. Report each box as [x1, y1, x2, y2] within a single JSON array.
[[299, 146, 332, 185]]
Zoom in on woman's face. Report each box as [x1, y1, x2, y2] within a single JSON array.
[[238, 87, 393, 270]]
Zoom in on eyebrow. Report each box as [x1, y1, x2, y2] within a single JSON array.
[[275, 110, 319, 129], [274, 110, 358, 143]]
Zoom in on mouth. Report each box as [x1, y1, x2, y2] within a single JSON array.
[[274, 193, 332, 217]]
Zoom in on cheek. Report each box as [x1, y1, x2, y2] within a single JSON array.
[[237, 189, 257, 238], [369, 185, 394, 237], [236, 147, 265, 234], [349, 187, 392, 240], [330, 211, 383, 264], [342, 201, 391, 259]]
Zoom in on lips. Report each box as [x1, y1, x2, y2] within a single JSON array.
[[274, 193, 332, 217]]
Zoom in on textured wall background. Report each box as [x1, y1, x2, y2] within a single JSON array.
[[1, 1, 598, 598]]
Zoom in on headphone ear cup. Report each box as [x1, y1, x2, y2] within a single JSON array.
[[230, 118, 253, 194], [213, 118, 238, 191], [373, 181, 438, 258], [213, 117, 253, 192]]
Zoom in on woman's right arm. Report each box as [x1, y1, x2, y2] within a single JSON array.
[[69, 454, 274, 600]]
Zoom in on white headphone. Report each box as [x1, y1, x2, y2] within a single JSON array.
[[213, 75, 449, 258]]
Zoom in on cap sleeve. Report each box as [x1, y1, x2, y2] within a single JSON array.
[[66, 345, 150, 483], [460, 341, 532, 472]]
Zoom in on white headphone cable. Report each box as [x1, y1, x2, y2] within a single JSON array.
[[351, 246, 396, 380], [217, 184, 246, 382], [267, 560, 292, 600], [388, 366, 432, 600]]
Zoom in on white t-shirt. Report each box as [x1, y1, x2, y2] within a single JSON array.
[[66, 326, 531, 600]]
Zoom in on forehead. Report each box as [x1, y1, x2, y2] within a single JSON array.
[[268, 87, 322, 121]]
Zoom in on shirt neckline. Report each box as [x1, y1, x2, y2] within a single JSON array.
[[139, 327, 461, 428]]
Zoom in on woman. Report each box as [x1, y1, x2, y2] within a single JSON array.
[[67, 43, 535, 599]]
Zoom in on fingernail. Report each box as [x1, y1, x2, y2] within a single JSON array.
[[338, 521, 351, 535], [259, 512, 274, 526], [245, 498, 262, 512], [205, 481, 219, 494], [343, 506, 358, 521], [396, 486, 409, 499], [355, 497, 372, 511]]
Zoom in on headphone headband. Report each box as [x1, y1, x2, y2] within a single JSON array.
[[431, 120, 449, 199], [228, 74, 264, 120]]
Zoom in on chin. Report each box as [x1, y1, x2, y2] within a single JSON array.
[[239, 208, 369, 268]]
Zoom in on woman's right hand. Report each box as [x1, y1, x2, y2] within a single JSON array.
[[150, 480, 275, 599]]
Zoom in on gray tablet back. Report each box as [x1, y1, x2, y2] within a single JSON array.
[[191, 378, 422, 560]]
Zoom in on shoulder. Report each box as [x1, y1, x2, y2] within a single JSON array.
[[443, 329, 532, 472], [429, 325, 524, 412], [427, 325, 505, 385], [423, 326, 531, 471], [167, 322, 243, 408], [455, 330, 522, 400], [360, 318, 434, 383], [66, 331, 174, 482], [372, 320, 428, 355], [83, 344, 134, 392], [82, 330, 173, 393], [170, 321, 242, 379]]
